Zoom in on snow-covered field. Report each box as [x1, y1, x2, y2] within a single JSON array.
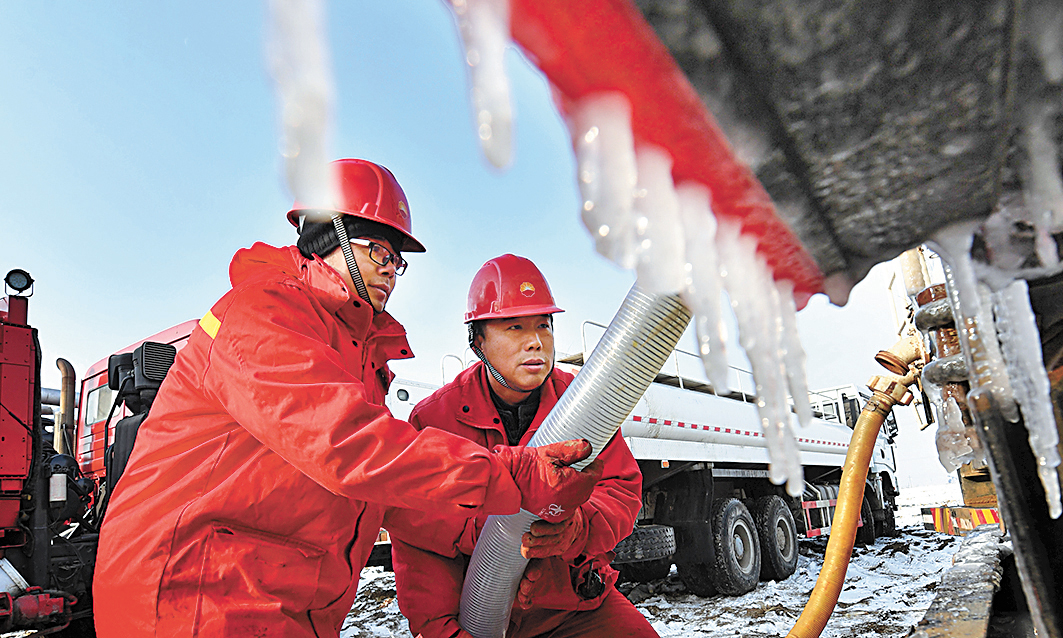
[[895, 482, 964, 527], [341, 525, 962, 638]]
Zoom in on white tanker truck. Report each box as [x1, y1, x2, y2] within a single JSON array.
[[383, 323, 900, 598]]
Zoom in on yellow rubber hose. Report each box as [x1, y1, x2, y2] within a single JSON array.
[[787, 393, 893, 638]]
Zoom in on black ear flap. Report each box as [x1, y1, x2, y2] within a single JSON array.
[[296, 220, 340, 259]]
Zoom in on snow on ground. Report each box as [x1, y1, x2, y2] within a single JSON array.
[[341, 525, 961, 638], [895, 482, 964, 527]]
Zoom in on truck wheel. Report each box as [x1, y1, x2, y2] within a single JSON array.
[[855, 495, 877, 546], [753, 495, 798, 582], [710, 498, 761, 596], [880, 503, 898, 537], [612, 524, 675, 564], [620, 557, 673, 582]]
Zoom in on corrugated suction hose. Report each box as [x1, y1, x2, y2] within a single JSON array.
[[458, 284, 692, 638]]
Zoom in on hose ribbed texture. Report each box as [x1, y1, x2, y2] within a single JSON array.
[[787, 395, 889, 638], [458, 285, 692, 638]]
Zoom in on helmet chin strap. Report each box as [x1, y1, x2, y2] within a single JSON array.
[[468, 324, 534, 395], [332, 215, 378, 311]]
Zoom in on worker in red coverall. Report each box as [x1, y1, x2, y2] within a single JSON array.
[[388, 255, 659, 638], [93, 160, 603, 638]]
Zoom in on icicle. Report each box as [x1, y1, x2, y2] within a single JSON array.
[[994, 281, 1063, 518], [266, 0, 336, 208], [936, 397, 975, 472], [1020, 100, 1063, 268], [493, 52, 814, 496], [923, 380, 943, 418], [1027, 0, 1063, 84], [931, 224, 1020, 423], [676, 183, 730, 390], [717, 222, 803, 496], [568, 93, 639, 270], [449, 0, 514, 168], [630, 146, 685, 294], [776, 279, 812, 428]]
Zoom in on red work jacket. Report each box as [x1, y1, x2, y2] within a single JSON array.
[[388, 363, 643, 638], [93, 243, 522, 638]]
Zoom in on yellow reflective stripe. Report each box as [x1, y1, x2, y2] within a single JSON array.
[[199, 310, 221, 339]]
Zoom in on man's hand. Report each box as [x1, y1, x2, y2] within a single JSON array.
[[493, 440, 604, 523], [521, 508, 585, 559], [515, 560, 545, 610]]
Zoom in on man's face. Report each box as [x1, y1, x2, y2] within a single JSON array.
[[324, 236, 398, 312], [475, 314, 555, 402]]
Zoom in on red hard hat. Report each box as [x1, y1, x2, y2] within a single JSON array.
[[465, 254, 564, 323], [286, 158, 426, 253]]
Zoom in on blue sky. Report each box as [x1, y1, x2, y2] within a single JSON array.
[[0, 1, 949, 486]]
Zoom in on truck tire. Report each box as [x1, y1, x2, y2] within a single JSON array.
[[620, 557, 673, 582], [753, 495, 798, 582], [710, 498, 761, 596], [880, 503, 898, 537], [612, 524, 675, 564], [855, 495, 877, 546]]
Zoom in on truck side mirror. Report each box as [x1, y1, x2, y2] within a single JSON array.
[[108, 353, 134, 392], [843, 397, 861, 429], [105, 342, 177, 414]]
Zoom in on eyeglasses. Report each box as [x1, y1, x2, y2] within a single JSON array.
[[349, 238, 408, 276]]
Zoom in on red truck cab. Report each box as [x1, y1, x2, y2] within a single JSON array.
[[75, 320, 197, 479]]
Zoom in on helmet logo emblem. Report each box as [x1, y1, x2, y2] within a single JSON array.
[[397, 201, 409, 220], [519, 282, 536, 297]]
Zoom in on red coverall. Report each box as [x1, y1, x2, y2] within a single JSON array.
[[93, 243, 524, 637], [389, 363, 658, 638]]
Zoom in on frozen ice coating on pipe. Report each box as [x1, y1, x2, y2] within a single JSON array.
[[994, 281, 1063, 518], [717, 222, 803, 496], [776, 278, 813, 428], [632, 146, 686, 294], [936, 397, 975, 473], [677, 183, 730, 391], [570, 93, 639, 270], [267, 0, 335, 208], [975, 281, 1019, 421], [449, 0, 514, 169], [931, 224, 1019, 423]]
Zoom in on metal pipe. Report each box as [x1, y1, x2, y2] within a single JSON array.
[[441, 354, 464, 383], [458, 284, 691, 638], [55, 359, 75, 455], [40, 388, 62, 406], [922, 354, 969, 386], [899, 247, 930, 298]]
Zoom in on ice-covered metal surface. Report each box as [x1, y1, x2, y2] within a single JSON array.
[[906, 528, 1009, 638], [636, 0, 1063, 290]]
